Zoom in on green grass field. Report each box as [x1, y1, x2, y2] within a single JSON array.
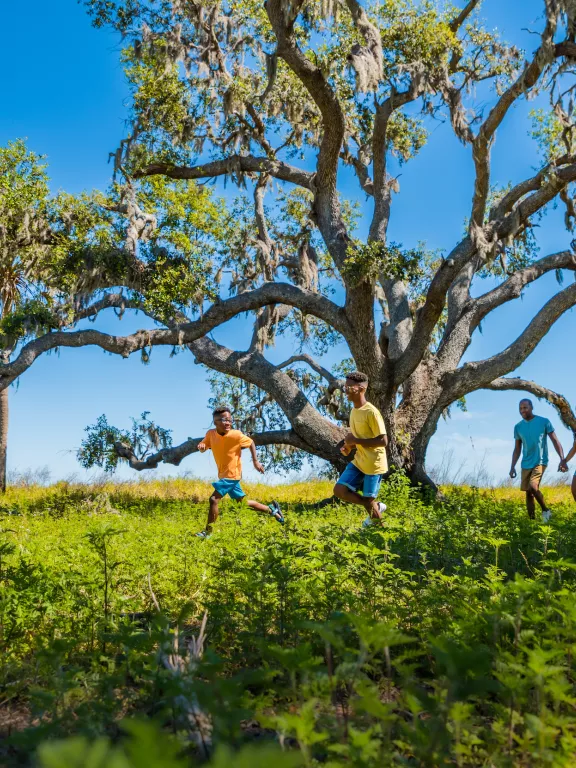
[[1, 476, 576, 766]]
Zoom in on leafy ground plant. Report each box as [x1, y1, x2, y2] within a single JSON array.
[[1, 477, 576, 766]]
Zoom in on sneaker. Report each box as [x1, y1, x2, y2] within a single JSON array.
[[362, 503, 387, 529], [195, 530, 211, 539], [542, 509, 552, 523], [269, 500, 285, 524]]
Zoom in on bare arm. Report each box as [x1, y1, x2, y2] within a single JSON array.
[[357, 434, 389, 448], [248, 440, 265, 474], [549, 431, 565, 463], [565, 438, 576, 464], [345, 433, 388, 448], [510, 438, 522, 478]]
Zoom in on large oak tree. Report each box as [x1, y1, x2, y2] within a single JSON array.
[[3, 0, 576, 485]]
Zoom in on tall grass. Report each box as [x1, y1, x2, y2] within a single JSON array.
[[0, 475, 572, 510], [1, 476, 576, 766]]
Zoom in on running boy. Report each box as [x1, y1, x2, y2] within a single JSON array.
[[560, 434, 576, 503], [333, 371, 388, 527], [195, 406, 284, 538], [509, 398, 566, 521]]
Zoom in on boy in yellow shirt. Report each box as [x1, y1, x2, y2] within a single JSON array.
[[195, 406, 284, 538], [333, 371, 388, 527]]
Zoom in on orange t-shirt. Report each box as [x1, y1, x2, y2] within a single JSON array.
[[203, 429, 253, 479]]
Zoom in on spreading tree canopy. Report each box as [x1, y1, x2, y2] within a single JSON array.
[[3, 0, 576, 484]]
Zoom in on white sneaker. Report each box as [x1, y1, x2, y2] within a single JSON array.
[[362, 503, 387, 529], [542, 509, 552, 523]]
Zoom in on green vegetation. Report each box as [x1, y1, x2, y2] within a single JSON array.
[[1, 477, 576, 766]]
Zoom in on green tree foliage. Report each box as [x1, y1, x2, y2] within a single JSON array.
[[79, 413, 173, 473]]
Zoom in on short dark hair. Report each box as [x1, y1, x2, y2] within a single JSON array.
[[346, 371, 369, 385], [519, 398, 533, 408], [213, 406, 232, 417]]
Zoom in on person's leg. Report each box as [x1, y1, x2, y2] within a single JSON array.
[[206, 490, 223, 532], [363, 474, 384, 520], [333, 464, 374, 513], [530, 484, 548, 512], [525, 490, 536, 519], [529, 466, 549, 514], [246, 499, 284, 524], [246, 498, 271, 513], [333, 482, 374, 514], [521, 468, 542, 519], [238, 487, 284, 523]]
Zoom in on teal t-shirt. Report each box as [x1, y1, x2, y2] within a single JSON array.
[[514, 415, 554, 469]]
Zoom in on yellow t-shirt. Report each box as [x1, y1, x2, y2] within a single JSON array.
[[203, 429, 253, 479], [350, 402, 388, 475]]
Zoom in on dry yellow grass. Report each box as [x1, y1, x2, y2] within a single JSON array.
[[447, 483, 575, 505], [1, 477, 573, 508], [0, 477, 336, 506]]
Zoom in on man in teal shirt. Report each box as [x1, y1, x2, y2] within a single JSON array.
[[510, 399, 566, 521]]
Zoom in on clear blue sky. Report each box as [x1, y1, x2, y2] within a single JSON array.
[[1, 0, 575, 485]]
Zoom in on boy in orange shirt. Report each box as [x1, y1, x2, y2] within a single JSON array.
[[195, 406, 284, 538]]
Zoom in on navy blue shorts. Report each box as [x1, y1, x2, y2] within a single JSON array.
[[337, 463, 382, 499]]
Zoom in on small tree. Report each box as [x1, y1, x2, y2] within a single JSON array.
[[4, 1, 576, 485], [0, 142, 54, 491]]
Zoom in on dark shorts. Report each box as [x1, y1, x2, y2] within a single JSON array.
[[212, 479, 246, 500], [337, 463, 382, 499]]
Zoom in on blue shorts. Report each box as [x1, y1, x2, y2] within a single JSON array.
[[212, 478, 246, 500], [337, 463, 382, 499]]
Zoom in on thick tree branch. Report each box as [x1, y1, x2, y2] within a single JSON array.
[[344, 0, 382, 60], [471, 249, 576, 329], [265, 0, 352, 296], [392, 238, 474, 383], [72, 292, 142, 322], [134, 155, 314, 190], [445, 281, 576, 397], [496, 161, 576, 239], [254, 175, 273, 270], [369, 87, 420, 243], [484, 377, 576, 432], [114, 428, 314, 471], [470, 25, 558, 227], [445, 259, 479, 333], [278, 353, 338, 385], [396, 152, 576, 386], [189, 336, 345, 461], [447, 155, 576, 333], [449, 0, 481, 33], [266, 0, 345, 193], [368, 87, 427, 364], [470, 38, 576, 230], [489, 154, 576, 222], [436, 251, 576, 371], [437, 250, 576, 370], [0, 282, 350, 389], [1, 292, 138, 352]]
